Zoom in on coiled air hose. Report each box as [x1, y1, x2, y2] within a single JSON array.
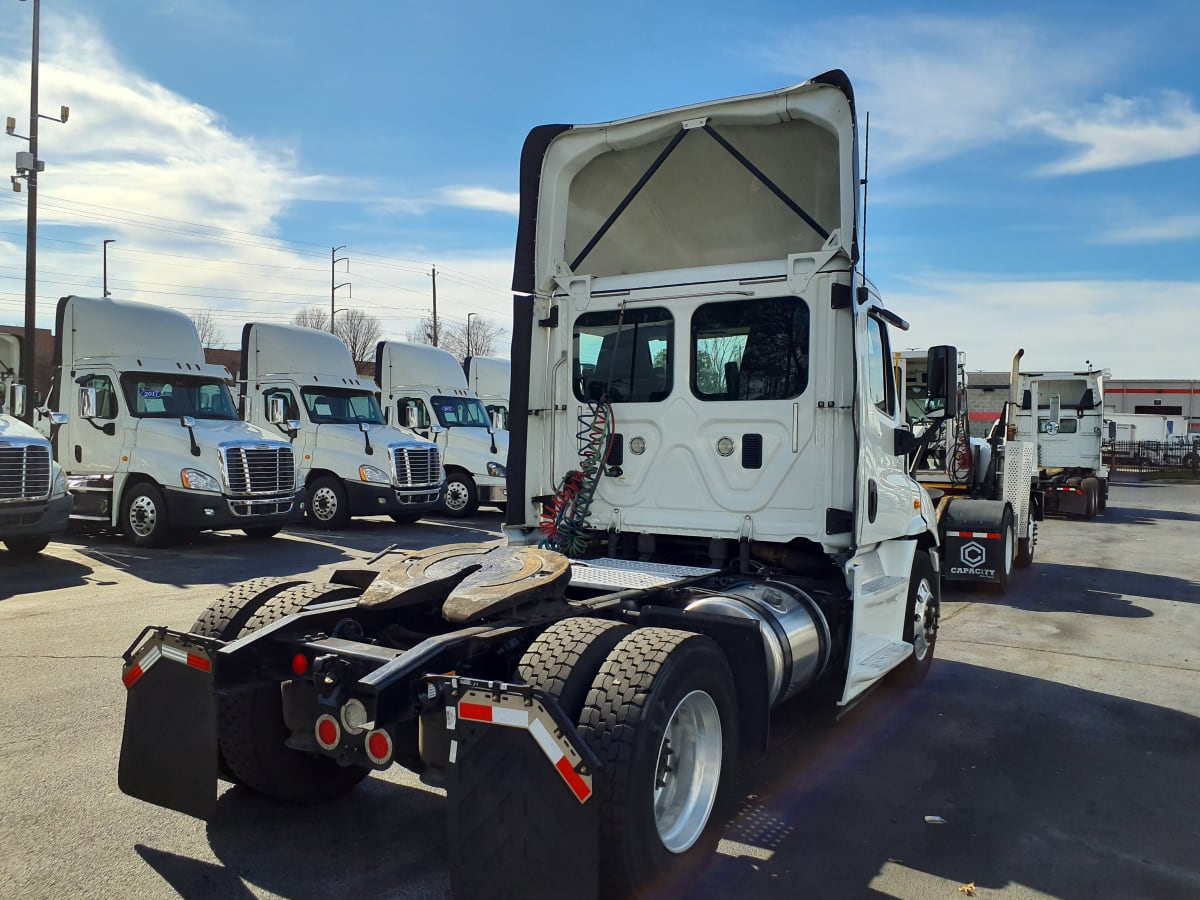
[[539, 398, 614, 557]]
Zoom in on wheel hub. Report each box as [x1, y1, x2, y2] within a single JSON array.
[[312, 486, 338, 521], [653, 689, 723, 854], [911, 579, 939, 661], [445, 481, 469, 511], [129, 495, 158, 537]]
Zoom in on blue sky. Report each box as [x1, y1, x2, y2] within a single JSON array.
[[0, 0, 1197, 375]]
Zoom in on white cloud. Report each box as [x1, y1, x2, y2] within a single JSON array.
[[1093, 213, 1200, 244], [438, 187, 520, 215], [890, 274, 1200, 378], [1030, 92, 1200, 175]]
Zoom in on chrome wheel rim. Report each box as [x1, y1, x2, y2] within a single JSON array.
[[128, 495, 158, 537], [653, 689, 723, 854], [311, 485, 338, 521], [444, 480, 469, 512], [1005, 523, 1014, 575], [912, 578, 938, 661]]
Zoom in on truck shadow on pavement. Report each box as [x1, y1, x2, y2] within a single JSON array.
[[1084, 506, 1200, 525], [691, 661, 1200, 900], [0, 554, 95, 599]]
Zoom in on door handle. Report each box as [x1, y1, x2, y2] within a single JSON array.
[[867, 479, 878, 523]]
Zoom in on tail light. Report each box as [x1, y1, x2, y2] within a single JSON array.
[[315, 714, 340, 750], [365, 728, 393, 766]]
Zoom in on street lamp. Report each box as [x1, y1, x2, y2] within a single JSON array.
[[103, 239, 115, 297], [466, 312, 477, 358]]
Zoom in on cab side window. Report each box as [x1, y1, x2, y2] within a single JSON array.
[[399, 398, 431, 429], [263, 387, 299, 421], [866, 317, 896, 416], [80, 374, 118, 419]]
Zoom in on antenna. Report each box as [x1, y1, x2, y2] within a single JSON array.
[[860, 111, 870, 286]]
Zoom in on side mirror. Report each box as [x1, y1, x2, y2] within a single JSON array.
[[80, 386, 97, 419], [180, 415, 196, 428], [359, 421, 370, 433], [1048, 394, 1061, 427], [924, 345, 958, 419], [406, 407, 418, 430], [8, 384, 26, 417], [492, 410, 505, 430], [49, 411, 68, 426], [286, 419, 302, 432], [267, 395, 287, 425]]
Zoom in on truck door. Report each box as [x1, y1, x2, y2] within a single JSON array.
[[854, 312, 911, 547], [70, 370, 124, 473]]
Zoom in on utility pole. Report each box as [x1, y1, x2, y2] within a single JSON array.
[[7, 0, 68, 422], [331, 245, 349, 334], [430, 266, 439, 347], [103, 239, 115, 296]]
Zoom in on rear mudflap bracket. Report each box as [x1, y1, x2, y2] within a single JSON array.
[[121, 626, 220, 689]]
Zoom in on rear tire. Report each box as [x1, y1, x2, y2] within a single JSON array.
[[1082, 477, 1098, 519], [1015, 520, 1036, 569], [121, 482, 171, 548], [517, 617, 631, 721], [992, 507, 1015, 593], [896, 550, 940, 686], [218, 581, 368, 802], [578, 628, 738, 898], [1097, 477, 1108, 514], [3, 536, 51, 556]]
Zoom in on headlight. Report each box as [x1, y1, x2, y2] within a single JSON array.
[[486, 462, 506, 478], [359, 465, 391, 484], [51, 468, 68, 497], [181, 468, 221, 492]]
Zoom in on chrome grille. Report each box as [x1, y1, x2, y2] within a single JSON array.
[[393, 446, 441, 488], [0, 444, 51, 502], [223, 446, 295, 496]]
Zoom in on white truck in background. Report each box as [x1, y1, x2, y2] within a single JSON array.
[[1015, 368, 1108, 517], [375, 341, 507, 516], [0, 333, 71, 556], [464, 355, 512, 430], [46, 296, 304, 547], [239, 323, 443, 528]]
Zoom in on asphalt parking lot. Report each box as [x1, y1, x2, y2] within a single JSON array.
[[1, 481, 1197, 900]]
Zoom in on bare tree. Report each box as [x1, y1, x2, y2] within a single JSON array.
[[189, 311, 222, 349], [405, 314, 438, 347], [439, 317, 507, 363], [291, 306, 382, 365], [292, 307, 330, 331]]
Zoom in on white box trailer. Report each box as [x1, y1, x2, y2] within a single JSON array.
[[464, 355, 511, 429], [239, 323, 443, 528], [0, 333, 71, 556], [120, 70, 954, 899], [375, 341, 507, 516], [47, 296, 304, 546]]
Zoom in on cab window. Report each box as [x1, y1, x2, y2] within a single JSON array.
[[866, 317, 896, 416], [79, 374, 118, 419], [691, 297, 809, 401], [263, 387, 299, 421], [573, 307, 673, 403], [398, 398, 432, 429]]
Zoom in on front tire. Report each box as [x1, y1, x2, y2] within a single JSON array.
[[3, 536, 51, 556], [578, 628, 738, 898], [441, 471, 478, 517], [242, 526, 281, 539], [121, 482, 171, 548], [1082, 477, 1098, 519], [896, 550, 940, 686], [307, 475, 351, 529]]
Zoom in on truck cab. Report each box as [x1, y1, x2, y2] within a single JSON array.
[[375, 341, 507, 516], [240, 323, 443, 528], [47, 296, 304, 546], [0, 333, 71, 556], [463, 355, 512, 430]]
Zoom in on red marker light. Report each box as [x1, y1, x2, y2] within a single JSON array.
[[291, 653, 309, 676], [365, 728, 393, 765], [315, 714, 340, 750]]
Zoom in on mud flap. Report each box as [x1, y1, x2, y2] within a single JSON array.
[[437, 677, 600, 900], [941, 498, 1007, 585], [118, 628, 218, 819]]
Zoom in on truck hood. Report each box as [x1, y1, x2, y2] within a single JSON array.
[[133, 418, 291, 470], [516, 70, 858, 294], [0, 414, 50, 445], [439, 425, 508, 466], [313, 423, 437, 454]]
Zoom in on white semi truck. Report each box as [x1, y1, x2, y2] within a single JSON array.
[[0, 333, 71, 556], [1016, 367, 1109, 517], [239, 323, 443, 528], [120, 71, 966, 898], [897, 348, 1039, 588], [375, 340, 507, 516], [464, 355, 512, 429], [46, 296, 304, 547]]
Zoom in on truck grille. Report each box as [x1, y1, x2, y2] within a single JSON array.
[[223, 446, 295, 496], [0, 444, 51, 502], [393, 446, 441, 488]]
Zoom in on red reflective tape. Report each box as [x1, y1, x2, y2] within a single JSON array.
[[952, 531, 1000, 539], [122, 664, 144, 689], [458, 702, 493, 723], [555, 755, 591, 802], [985, 532, 1000, 539], [187, 653, 211, 673]]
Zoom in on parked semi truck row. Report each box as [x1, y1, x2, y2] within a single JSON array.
[[118, 71, 1014, 899]]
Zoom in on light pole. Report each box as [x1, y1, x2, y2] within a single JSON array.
[[7, 0, 69, 422], [103, 239, 115, 297], [466, 312, 477, 358], [331, 245, 349, 333]]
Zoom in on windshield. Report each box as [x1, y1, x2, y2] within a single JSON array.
[[431, 395, 491, 428], [300, 388, 385, 425], [121, 374, 238, 420]]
